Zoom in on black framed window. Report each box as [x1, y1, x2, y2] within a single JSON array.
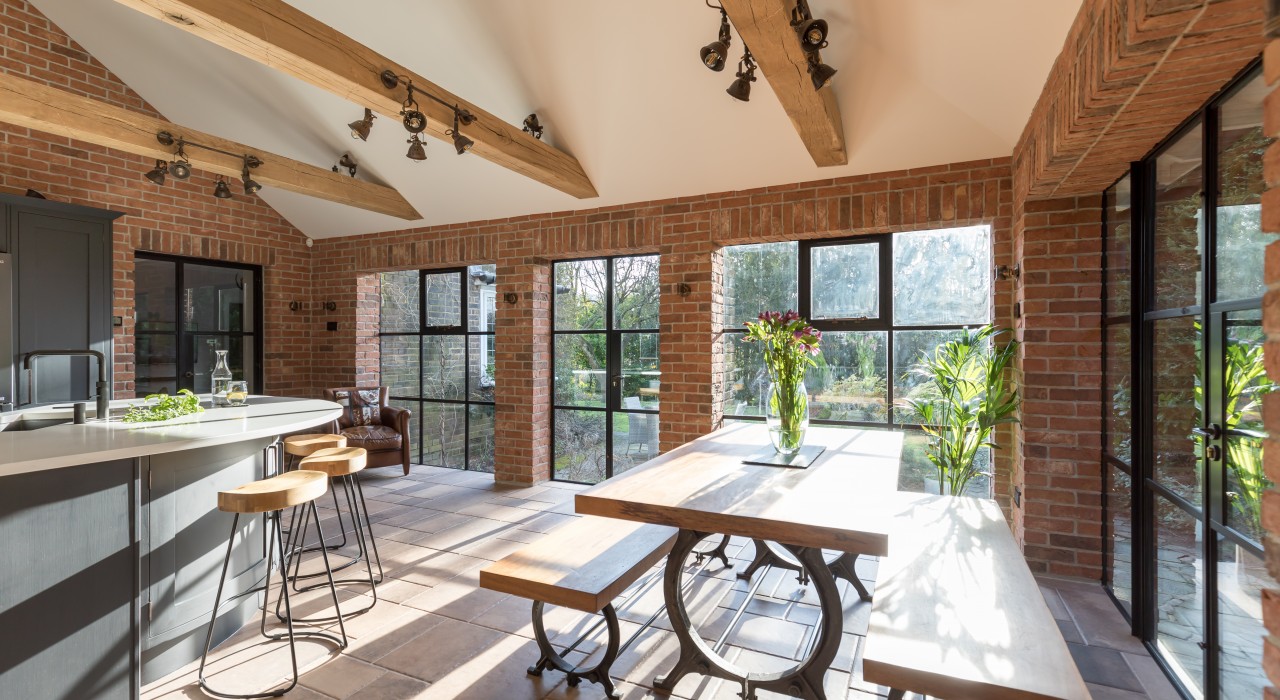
[[720, 225, 993, 493], [133, 253, 262, 397], [378, 266, 496, 472]]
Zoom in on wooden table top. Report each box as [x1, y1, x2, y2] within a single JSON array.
[[575, 423, 904, 555]]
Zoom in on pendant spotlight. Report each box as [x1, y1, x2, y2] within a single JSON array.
[[792, 0, 835, 90], [348, 108, 375, 141], [406, 136, 427, 162], [144, 159, 167, 186], [726, 47, 757, 102], [448, 107, 476, 155], [212, 176, 233, 199], [241, 155, 262, 195], [522, 113, 544, 140], [337, 153, 358, 177], [699, 1, 732, 72], [807, 55, 837, 90], [147, 131, 265, 200]]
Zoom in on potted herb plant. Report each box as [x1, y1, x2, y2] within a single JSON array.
[[743, 310, 822, 456], [902, 325, 1019, 496]]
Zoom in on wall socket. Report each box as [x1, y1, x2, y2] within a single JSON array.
[[326, 321, 338, 332]]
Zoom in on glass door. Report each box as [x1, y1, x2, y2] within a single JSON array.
[[551, 255, 660, 483], [1122, 63, 1270, 700], [134, 253, 261, 397]]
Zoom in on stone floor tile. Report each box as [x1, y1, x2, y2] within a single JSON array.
[[1067, 642, 1145, 693], [298, 654, 387, 698], [377, 616, 506, 682], [344, 609, 445, 663], [401, 576, 509, 621], [1085, 683, 1151, 700], [1122, 651, 1183, 700], [348, 670, 431, 700]]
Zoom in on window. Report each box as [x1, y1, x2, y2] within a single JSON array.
[[378, 265, 496, 472], [720, 226, 993, 492]]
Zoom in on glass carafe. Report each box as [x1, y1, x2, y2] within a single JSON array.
[[211, 349, 233, 407]]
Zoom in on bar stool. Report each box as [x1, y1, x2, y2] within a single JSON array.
[[282, 433, 349, 550], [280, 446, 382, 620], [198, 470, 348, 699]]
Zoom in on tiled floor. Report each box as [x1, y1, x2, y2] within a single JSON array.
[[145, 465, 1185, 700]]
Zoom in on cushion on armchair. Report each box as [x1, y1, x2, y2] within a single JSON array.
[[332, 388, 384, 428], [340, 424, 403, 451]]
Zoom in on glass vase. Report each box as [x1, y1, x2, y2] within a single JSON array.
[[766, 380, 809, 457], [211, 349, 233, 407]]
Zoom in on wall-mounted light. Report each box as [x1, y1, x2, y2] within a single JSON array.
[[338, 153, 358, 177], [727, 47, 757, 102], [677, 282, 692, 297], [522, 113, 544, 140], [289, 301, 303, 312], [996, 263, 1021, 282], [324, 301, 337, 311], [503, 292, 518, 305], [348, 108, 375, 141], [699, 2, 732, 72]]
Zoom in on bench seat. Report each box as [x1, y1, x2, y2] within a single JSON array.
[[863, 493, 1090, 700]]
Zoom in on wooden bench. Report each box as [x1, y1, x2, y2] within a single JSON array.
[[478, 515, 677, 699], [862, 493, 1090, 700]]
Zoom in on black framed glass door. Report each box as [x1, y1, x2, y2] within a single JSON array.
[[1105, 61, 1271, 700], [133, 253, 262, 397], [551, 255, 660, 483]]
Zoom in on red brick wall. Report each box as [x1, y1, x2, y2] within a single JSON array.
[[1260, 31, 1280, 700], [311, 161, 1015, 486], [0, 0, 313, 397]]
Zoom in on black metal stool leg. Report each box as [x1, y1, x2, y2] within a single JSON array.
[[354, 476, 385, 583], [286, 475, 378, 619]]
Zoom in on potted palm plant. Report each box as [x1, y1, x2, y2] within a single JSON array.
[[902, 325, 1019, 496]]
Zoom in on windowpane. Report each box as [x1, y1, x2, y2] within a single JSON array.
[[620, 332, 660, 410], [722, 332, 764, 417], [1216, 74, 1271, 303], [809, 331, 887, 423], [379, 270, 420, 332], [423, 272, 462, 327], [613, 411, 658, 475], [554, 334, 606, 407], [1105, 177, 1132, 317], [555, 259, 607, 331], [1152, 315, 1201, 506], [723, 242, 799, 327], [468, 335, 496, 403], [421, 336, 465, 400], [392, 398, 421, 464], [184, 264, 254, 332], [191, 335, 252, 392], [1217, 540, 1267, 698], [810, 242, 879, 320], [1155, 497, 1204, 696], [467, 265, 497, 332], [135, 257, 176, 332], [1105, 323, 1132, 464], [892, 226, 990, 326], [135, 334, 177, 397], [468, 404, 495, 473], [419, 402, 466, 469], [613, 255, 660, 330], [380, 335, 420, 398], [1106, 464, 1133, 615], [892, 329, 966, 425], [1153, 121, 1204, 311], [1224, 311, 1269, 543], [554, 409, 607, 483]]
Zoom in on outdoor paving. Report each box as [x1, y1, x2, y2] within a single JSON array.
[[145, 464, 1185, 699]]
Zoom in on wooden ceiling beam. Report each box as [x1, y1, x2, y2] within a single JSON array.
[[107, 0, 599, 199], [0, 71, 422, 220], [720, 0, 847, 167]]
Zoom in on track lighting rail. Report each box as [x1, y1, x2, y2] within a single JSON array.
[[157, 130, 262, 168]]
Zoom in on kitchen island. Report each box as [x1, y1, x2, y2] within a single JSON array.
[[0, 395, 342, 700]]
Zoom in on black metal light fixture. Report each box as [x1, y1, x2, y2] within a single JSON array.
[[338, 153, 358, 177], [144, 159, 167, 186], [522, 113, 543, 140], [448, 107, 476, 155], [169, 143, 192, 180], [241, 155, 262, 194], [726, 47, 757, 102], [212, 176, 233, 199], [792, 0, 835, 90], [405, 137, 427, 162], [348, 108, 375, 141], [699, 1, 732, 72], [807, 54, 837, 90]]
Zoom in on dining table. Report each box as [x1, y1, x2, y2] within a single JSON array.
[[575, 421, 905, 700]]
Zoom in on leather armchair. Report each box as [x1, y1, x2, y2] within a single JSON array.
[[322, 386, 412, 476]]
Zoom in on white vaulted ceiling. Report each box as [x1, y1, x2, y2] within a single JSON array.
[[28, 0, 1080, 238]]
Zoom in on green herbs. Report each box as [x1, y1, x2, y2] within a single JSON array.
[[121, 389, 205, 424]]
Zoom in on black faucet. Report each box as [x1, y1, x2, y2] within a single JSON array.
[[22, 349, 110, 420]]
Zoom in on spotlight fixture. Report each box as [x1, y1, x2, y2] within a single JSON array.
[[212, 176, 233, 199], [338, 153, 358, 177], [522, 113, 544, 140], [406, 136, 427, 162], [169, 144, 192, 180], [807, 54, 837, 90], [348, 108, 375, 141], [144, 159, 167, 186], [790, 0, 829, 53], [726, 47, 757, 102], [699, 2, 732, 72], [448, 108, 476, 155]]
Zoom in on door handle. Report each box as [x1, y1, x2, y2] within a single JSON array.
[[610, 374, 621, 389], [1191, 424, 1221, 440]]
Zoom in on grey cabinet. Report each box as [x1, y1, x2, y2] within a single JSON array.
[[0, 193, 119, 408]]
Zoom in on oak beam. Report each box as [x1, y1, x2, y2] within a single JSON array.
[[0, 71, 421, 220], [108, 0, 599, 199], [721, 0, 846, 167]]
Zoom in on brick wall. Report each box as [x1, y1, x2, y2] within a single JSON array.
[[0, 0, 313, 397], [311, 161, 1015, 487], [1259, 30, 1280, 700]]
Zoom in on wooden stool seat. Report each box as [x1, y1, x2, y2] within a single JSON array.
[[218, 470, 329, 514], [299, 447, 368, 477], [284, 433, 347, 457]]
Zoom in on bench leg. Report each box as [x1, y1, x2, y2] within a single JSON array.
[[828, 552, 871, 602], [527, 600, 622, 700], [693, 533, 733, 569], [887, 690, 905, 700]]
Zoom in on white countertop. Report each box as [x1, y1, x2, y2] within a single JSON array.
[[0, 395, 342, 477]]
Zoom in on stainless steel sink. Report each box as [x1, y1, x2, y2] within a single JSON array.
[[0, 416, 73, 432]]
